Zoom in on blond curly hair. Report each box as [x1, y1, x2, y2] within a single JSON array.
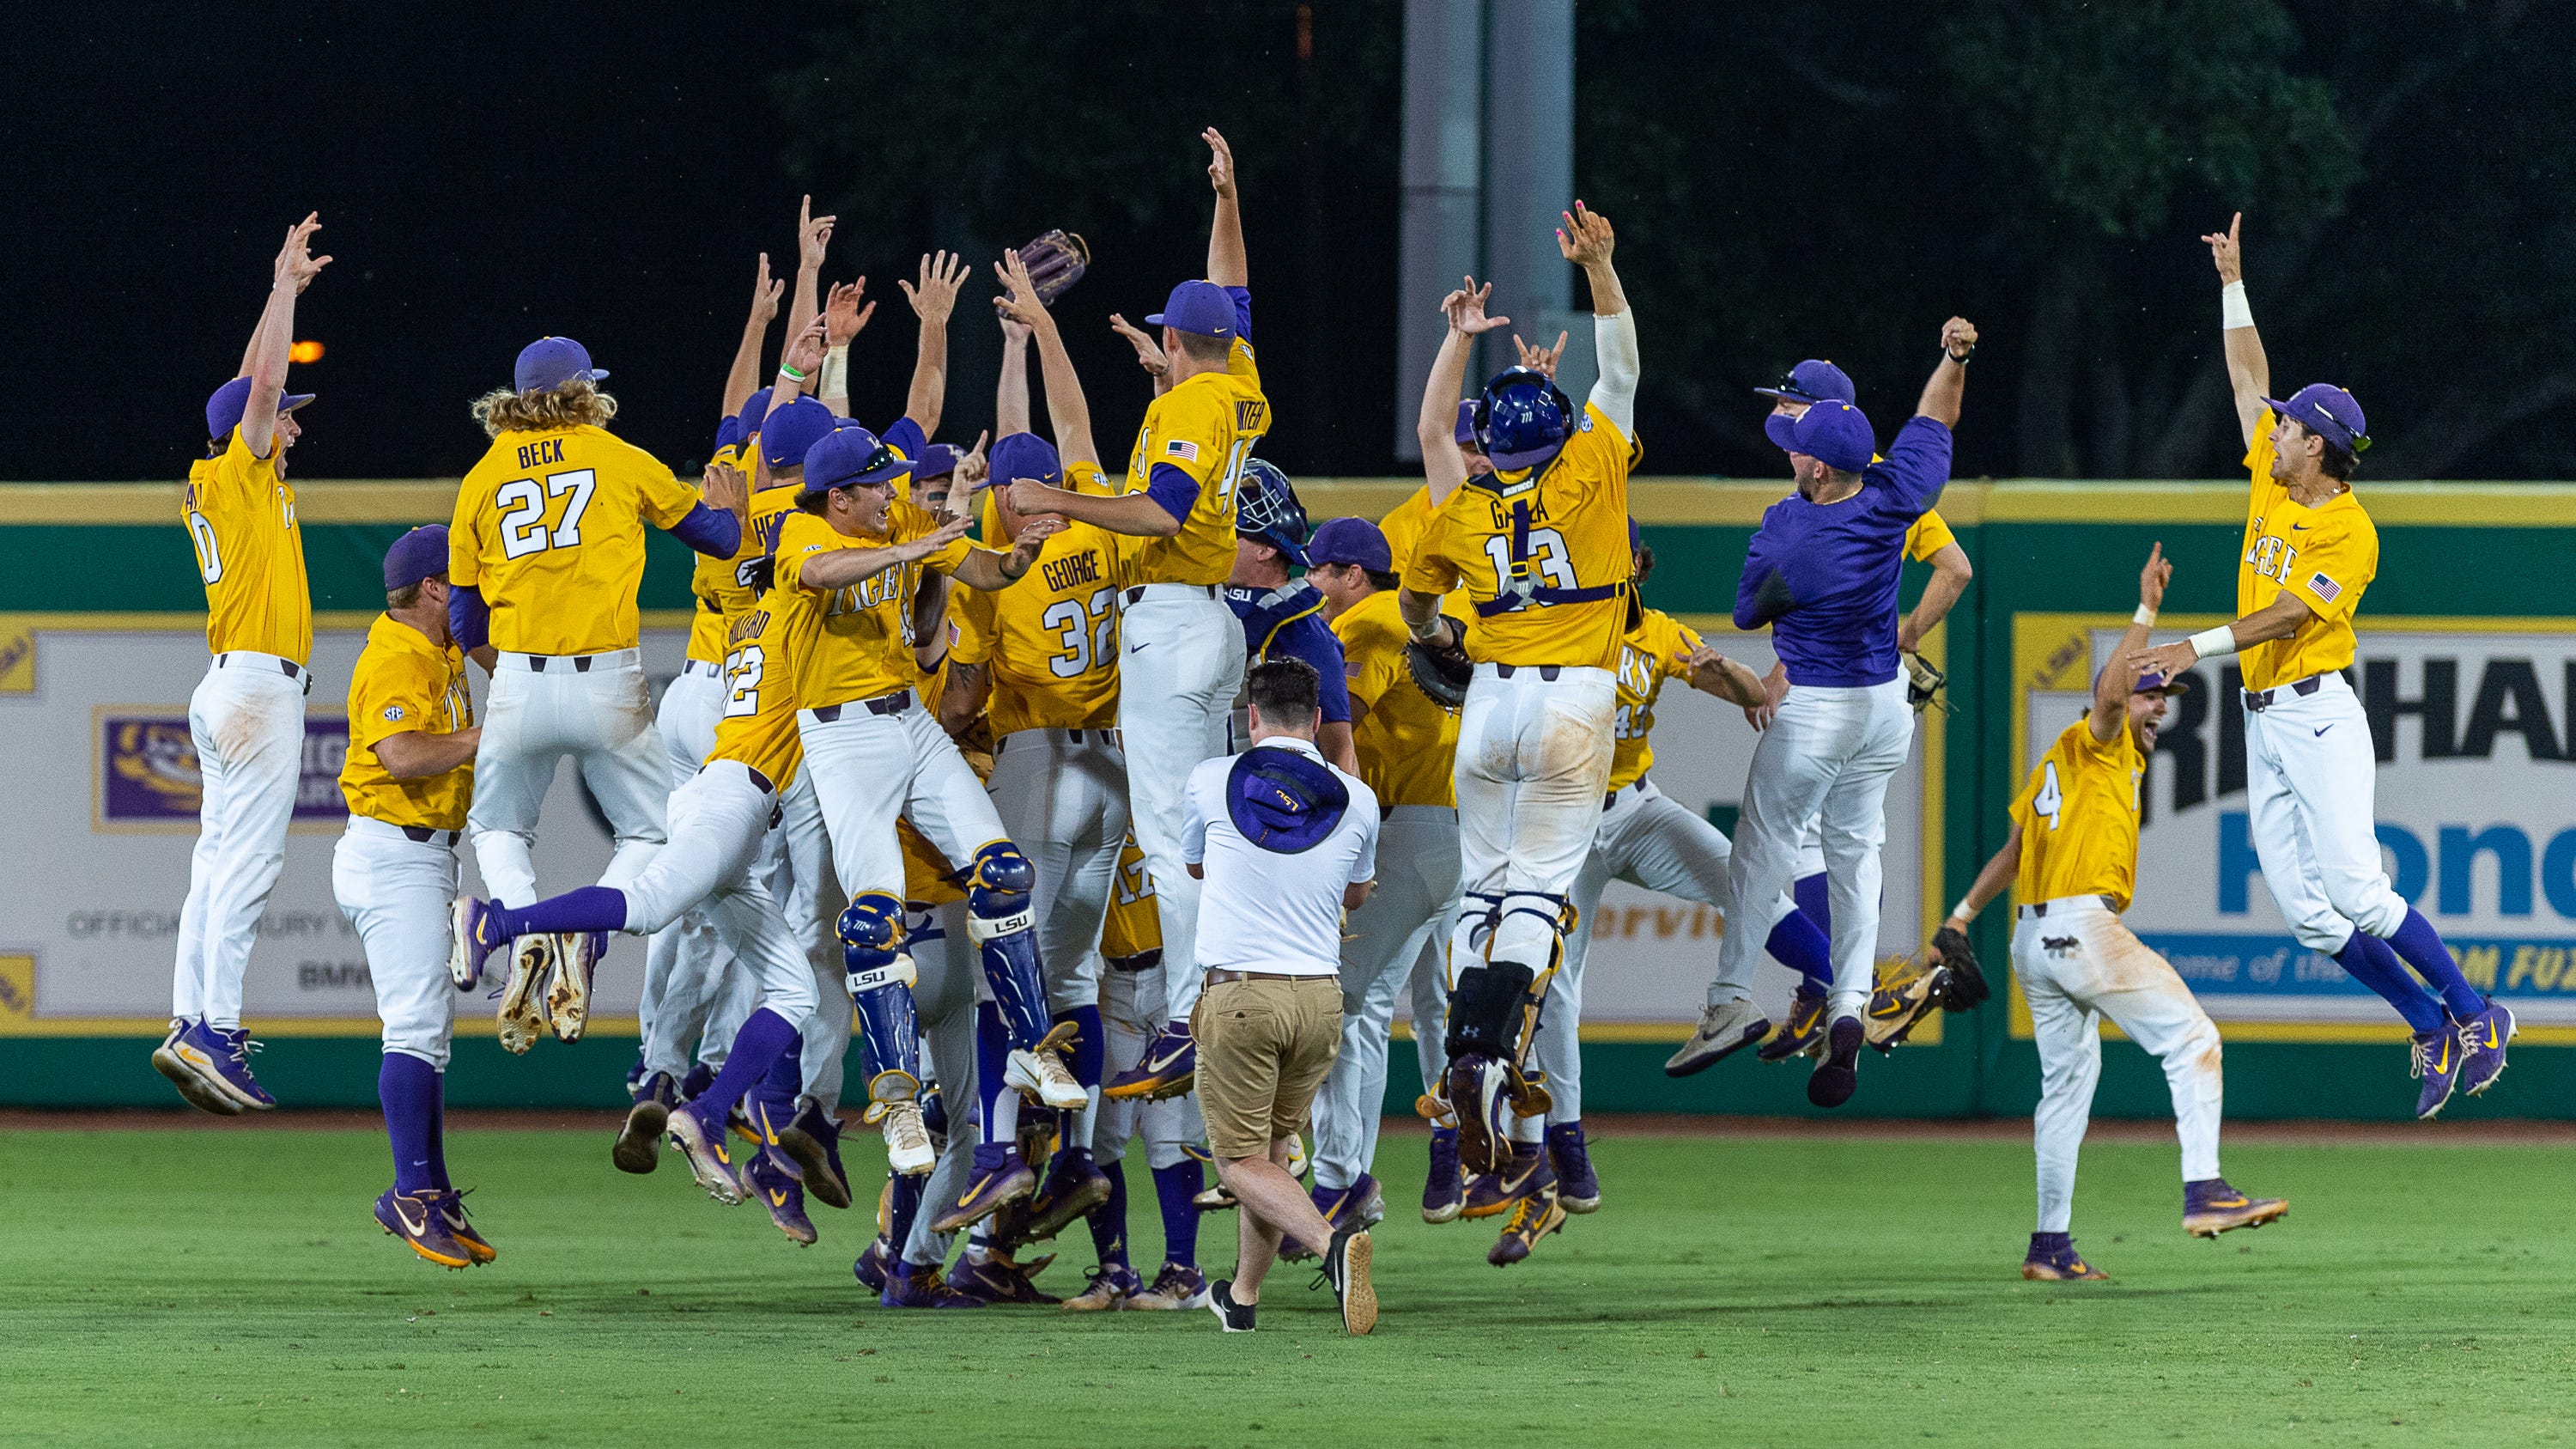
[[471, 379, 619, 437]]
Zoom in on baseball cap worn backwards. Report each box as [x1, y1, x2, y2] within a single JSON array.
[[2262, 383, 2370, 454], [204, 375, 314, 441], [1765, 399, 1875, 473], [383, 526, 449, 593], [737, 387, 773, 438], [515, 336, 607, 393], [1307, 517, 1392, 574], [1225, 746, 1349, 855], [1754, 359, 1856, 406], [760, 396, 837, 471], [1146, 279, 1236, 338]]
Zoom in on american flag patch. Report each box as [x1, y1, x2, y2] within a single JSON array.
[[1163, 439, 1200, 462], [2309, 570, 2342, 602]]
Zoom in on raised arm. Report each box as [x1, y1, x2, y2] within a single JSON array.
[[817, 277, 874, 419], [2091, 544, 2170, 742], [898, 252, 968, 438], [994, 311, 1034, 439], [1419, 277, 1510, 507], [786, 197, 835, 357], [1914, 318, 1978, 429], [723, 254, 784, 419], [1558, 204, 1635, 435], [2203, 212, 2270, 447], [1202, 127, 1246, 287], [240, 212, 327, 378], [996, 251, 1100, 469], [243, 215, 330, 458]]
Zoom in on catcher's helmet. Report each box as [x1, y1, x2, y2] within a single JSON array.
[[1235, 457, 1310, 566], [1474, 366, 1576, 471]]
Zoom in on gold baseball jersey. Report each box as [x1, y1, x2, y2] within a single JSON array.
[[2236, 410, 2377, 691], [1379, 484, 1437, 575], [338, 612, 474, 831], [1399, 401, 1636, 671], [1607, 608, 1707, 793], [1905, 508, 1956, 562], [705, 587, 805, 789], [1334, 589, 1458, 808], [185, 426, 312, 665], [951, 518, 1123, 737], [1123, 341, 1267, 587], [774, 502, 974, 709], [450, 425, 701, 655], [683, 442, 751, 664], [1099, 832, 1163, 965], [2012, 715, 2145, 914]]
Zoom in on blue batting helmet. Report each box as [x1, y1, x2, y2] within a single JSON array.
[[1235, 458, 1310, 566], [1474, 367, 1575, 471]]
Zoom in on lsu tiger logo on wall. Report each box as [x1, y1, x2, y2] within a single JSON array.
[[97, 713, 354, 826]]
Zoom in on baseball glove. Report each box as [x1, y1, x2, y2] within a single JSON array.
[[1405, 620, 1473, 709], [1903, 650, 1948, 714], [1015, 229, 1090, 305], [1930, 924, 1990, 1010]]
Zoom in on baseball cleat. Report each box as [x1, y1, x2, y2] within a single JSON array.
[[2410, 1023, 2465, 1120], [1317, 1172, 1388, 1233], [544, 930, 603, 1043], [1462, 1141, 1552, 1221], [743, 1149, 817, 1245], [1022, 1148, 1115, 1243], [1193, 1180, 1240, 1212], [853, 1234, 896, 1294], [677, 1062, 716, 1104], [2183, 1178, 2288, 1238], [1005, 1023, 1091, 1111], [2458, 1002, 2516, 1097], [1415, 1091, 1455, 1125], [448, 897, 507, 992], [872, 1099, 937, 1178], [2021, 1233, 2110, 1281], [1062, 1261, 1144, 1312], [493, 934, 555, 1056], [1806, 1015, 1865, 1109], [374, 1188, 471, 1269], [929, 1143, 1036, 1233], [151, 1019, 243, 1116], [1757, 991, 1831, 1062], [769, 1097, 852, 1209], [430, 1189, 496, 1264], [880, 1259, 984, 1309], [1422, 1123, 1466, 1223], [945, 1248, 1060, 1305], [1127, 1260, 1212, 1311], [1546, 1122, 1601, 1214], [1664, 996, 1771, 1077], [1488, 1184, 1567, 1267], [1284, 1133, 1309, 1181], [624, 1055, 647, 1099], [1103, 1021, 1195, 1100], [167, 1022, 276, 1112], [1864, 958, 1949, 1052], [1321, 1224, 1376, 1334], [1444, 1053, 1512, 1177], [1206, 1278, 1256, 1332], [664, 1103, 744, 1206], [614, 1070, 680, 1174]]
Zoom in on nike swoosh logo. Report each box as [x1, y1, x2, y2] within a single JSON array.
[[1127, 642, 1151, 653], [393, 1201, 428, 1233], [768, 1188, 789, 1208], [2313, 725, 2332, 737], [958, 1180, 992, 1208], [1142, 1044, 1191, 1072], [2291, 523, 2308, 531]]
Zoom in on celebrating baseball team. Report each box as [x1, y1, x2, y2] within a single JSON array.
[[155, 125, 2521, 1332]]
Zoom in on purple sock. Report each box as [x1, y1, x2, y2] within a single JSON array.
[[885, 1172, 925, 1254], [975, 1002, 1011, 1146], [492, 886, 629, 940], [1090, 1158, 1130, 1267], [1792, 871, 1833, 940], [750, 1038, 803, 1129], [380, 1053, 440, 1195], [426, 1071, 450, 1190], [2335, 933, 2446, 1033], [1151, 1159, 1201, 1267], [1764, 904, 1834, 995], [691, 1008, 799, 1124], [2383, 908, 2486, 1020]]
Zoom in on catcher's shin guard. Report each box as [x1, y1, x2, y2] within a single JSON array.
[[1444, 961, 1538, 1060], [966, 842, 1051, 1050], [841, 892, 923, 1091]]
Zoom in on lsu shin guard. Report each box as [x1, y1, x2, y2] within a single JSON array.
[[1445, 959, 1538, 1060], [840, 892, 922, 1103], [966, 842, 1051, 1050]]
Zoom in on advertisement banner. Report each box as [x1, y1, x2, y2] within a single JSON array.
[[2011, 614, 2576, 1042]]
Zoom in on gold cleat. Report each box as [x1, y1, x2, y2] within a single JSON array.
[[1862, 955, 1948, 1052], [495, 935, 556, 1055], [544, 930, 599, 1042]]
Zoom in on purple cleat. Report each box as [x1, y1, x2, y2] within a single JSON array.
[[2021, 1232, 2110, 1281], [171, 1021, 276, 1112], [1103, 1021, 1196, 1100], [946, 1248, 1061, 1305], [664, 1103, 744, 1205], [1546, 1122, 1600, 1214], [2183, 1177, 2287, 1238], [375, 1188, 471, 1269], [1806, 1015, 1864, 1109], [1062, 1261, 1145, 1312], [1443, 1053, 1513, 1177], [1022, 1148, 1115, 1244], [854, 1235, 896, 1294], [1422, 1124, 1465, 1223], [928, 1143, 1036, 1234], [150, 1018, 241, 1117], [2412, 1024, 2465, 1120], [744, 1149, 817, 1245], [447, 897, 507, 992], [774, 1097, 852, 1209], [2458, 1002, 2516, 1098], [881, 1258, 984, 1309], [1126, 1260, 1210, 1311]]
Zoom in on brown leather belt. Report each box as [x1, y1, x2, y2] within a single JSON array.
[[1204, 969, 1325, 985]]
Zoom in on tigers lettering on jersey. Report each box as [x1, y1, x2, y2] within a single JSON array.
[[2236, 410, 2379, 691], [185, 426, 313, 665], [449, 424, 701, 655], [2011, 716, 2146, 914], [1398, 401, 1635, 672], [952, 518, 1122, 738], [1125, 311, 1268, 587], [1334, 589, 1458, 808], [775, 502, 974, 709], [1607, 609, 1705, 792], [706, 592, 806, 789], [339, 612, 474, 831]]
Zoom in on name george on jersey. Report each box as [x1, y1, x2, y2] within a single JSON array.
[[1039, 547, 1106, 594]]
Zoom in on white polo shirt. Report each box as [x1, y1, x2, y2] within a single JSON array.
[[1182, 736, 1379, 977]]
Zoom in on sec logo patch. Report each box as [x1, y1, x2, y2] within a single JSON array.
[[382, 705, 406, 722]]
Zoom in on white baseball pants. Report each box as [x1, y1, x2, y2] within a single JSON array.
[[988, 728, 1130, 1015], [468, 649, 668, 907], [1451, 664, 1616, 981], [610, 760, 818, 1027], [1719, 676, 1913, 1020], [2243, 673, 2404, 953], [2016, 898, 2224, 1233], [1311, 806, 1460, 1190], [769, 771, 849, 1105], [799, 700, 1008, 907], [331, 815, 459, 1068], [1115, 588, 1246, 1022], [171, 653, 308, 1030], [637, 664, 739, 1079]]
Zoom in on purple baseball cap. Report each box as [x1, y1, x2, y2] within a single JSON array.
[[737, 386, 773, 439], [1307, 516, 1391, 573], [515, 336, 608, 393], [204, 375, 314, 442], [383, 526, 449, 593], [800, 425, 913, 496], [913, 442, 963, 481], [2263, 383, 2370, 455], [761, 396, 837, 471], [1454, 398, 1480, 447], [2096, 662, 2192, 697], [990, 431, 1063, 488], [1764, 399, 1876, 473], [1145, 279, 1236, 338], [713, 413, 745, 458], [1755, 359, 1856, 406]]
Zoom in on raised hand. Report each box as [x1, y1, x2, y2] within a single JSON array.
[[701, 459, 750, 515], [1443, 277, 1510, 337], [2202, 212, 2244, 286], [1556, 202, 1613, 268], [1513, 329, 1570, 377], [948, 429, 993, 518], [998, 308, 1033, 346], [1109, 313, 1170, 377], [782, 317, 829, 380], [1203, 126, 1236, 199], [748, 253, 784, 326], [991, 251, 1050, 331], [1941, 317, 1979, 362], [823, 278, 874, 347], [275, 212, 331, 293], [1007, 514, 1066, 569], [908, 515, 974, 561], [2140, 541, 2172, 612], [901, 251, 969, 326], [1005, 477, 1065, 517], [798, 195, 835, 271]]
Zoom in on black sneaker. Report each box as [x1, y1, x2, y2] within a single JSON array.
[[1207, 1278, 1257, 1333], [1321, 1224, 1377, 1335]]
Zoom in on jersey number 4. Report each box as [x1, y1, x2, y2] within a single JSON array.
[[2032, 760, 2064, 832], [495, 469, 599, 560]]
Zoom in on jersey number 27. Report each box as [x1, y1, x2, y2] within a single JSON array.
[[495, 469, 598, 560]]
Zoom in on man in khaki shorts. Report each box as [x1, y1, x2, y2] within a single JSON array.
[[1182, 659, 1380, 1335]]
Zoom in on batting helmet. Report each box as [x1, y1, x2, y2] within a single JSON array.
[[1235, 458, 1311, 566], [1474, 366, 1576, 471]]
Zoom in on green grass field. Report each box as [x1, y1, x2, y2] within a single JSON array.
[[4, 1119, 2571, 1447]]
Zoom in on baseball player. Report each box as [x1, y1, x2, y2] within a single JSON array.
[[446, 336, 746, 1053], [1698, 318, 1978, 1111], [154, 213, 328, 1115], [1008, 129, 1265, 1097], [1948, 544, 2287, 1280], [1226, 463, 1355, 770], [1397, 203, 1642, 1180], [332, 527, 489, 1269], [2130, 215, 2512, 1116]]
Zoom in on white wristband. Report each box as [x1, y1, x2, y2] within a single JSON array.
[[1949, 898, 1977, 925], [2188, 624, 2239, 661], [821, 344, 849, 399], [2221, 280, 2253, 331], [2133, 604, 2157, 627]]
